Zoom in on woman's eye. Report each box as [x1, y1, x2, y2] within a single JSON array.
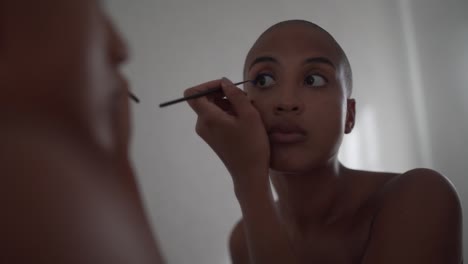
[[304, 74, 327, 87], [254, 73, 276, 88]]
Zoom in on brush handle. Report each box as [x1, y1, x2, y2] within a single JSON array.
[[159, 87, 221, 107], [128, 91, 140, 103], [159, 80, 252, 108]]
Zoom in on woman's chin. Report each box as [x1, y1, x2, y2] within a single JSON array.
[[269, 158, 310, 174], [269, 153, 331, 175]]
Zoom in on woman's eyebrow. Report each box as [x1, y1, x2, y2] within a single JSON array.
[[248, 56, 279, 71], [248, 56, 336, 71], [303, 57, 336, 69]]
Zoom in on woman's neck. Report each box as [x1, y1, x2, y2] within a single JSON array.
[[270, 160, 351, 230]]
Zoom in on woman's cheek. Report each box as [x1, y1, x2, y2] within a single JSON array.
[[247, 94, 269, 116], [111, 88, 131, 154]]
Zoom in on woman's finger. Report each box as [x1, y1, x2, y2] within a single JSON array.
[[184, 79, 226, 117], [221, 78, 254, 117]]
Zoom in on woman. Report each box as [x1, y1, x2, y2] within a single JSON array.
[[1, 0, 164, 263], [184, 20, 462, 264]]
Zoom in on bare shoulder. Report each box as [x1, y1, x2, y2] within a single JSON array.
[[362, 168, 463, 264], [1, 128, 165, 264], [379, 168, 461, 211], [228, 218, 250, 264], [389, 167, 457, 187]]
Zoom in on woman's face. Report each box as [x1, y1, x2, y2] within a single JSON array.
[[1, 0, 131, 154], [244, 23, 354, 173], [76, 1, 133, 154]]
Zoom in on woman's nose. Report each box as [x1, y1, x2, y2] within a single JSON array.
[[273, 98, 304, 115], [105, 17, 129, 65], [111, 31, 129, 65]]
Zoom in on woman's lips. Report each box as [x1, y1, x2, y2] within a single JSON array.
[[269, 131, 307, 143], [268, 124, 307, 144]]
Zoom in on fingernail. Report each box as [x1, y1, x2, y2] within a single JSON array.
[[221, 77, 233, 85]]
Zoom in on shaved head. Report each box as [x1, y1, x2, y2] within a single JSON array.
[[244, 20, 353, 97]]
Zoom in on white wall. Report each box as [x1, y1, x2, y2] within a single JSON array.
[[403, 0, 468, 258], [105, 0, 467, 263]]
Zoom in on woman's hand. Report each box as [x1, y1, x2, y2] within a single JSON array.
[[184, 78, 270, 187]]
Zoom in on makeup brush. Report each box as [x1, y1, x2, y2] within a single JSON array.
[[128, 91, 140, 103], [159, 80, 254, 108]]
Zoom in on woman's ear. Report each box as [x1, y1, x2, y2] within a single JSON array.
[[345, 99, 356, 134]]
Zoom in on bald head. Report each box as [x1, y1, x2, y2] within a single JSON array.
[[244, 20, 353, 97]]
